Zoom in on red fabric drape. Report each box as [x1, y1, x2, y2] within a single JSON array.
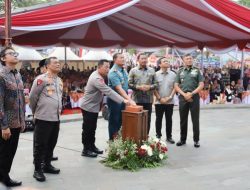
[[0, 0, 133, 26], [205, 0, 250, 29]]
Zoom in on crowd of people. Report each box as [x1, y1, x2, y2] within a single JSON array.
[[19, 57, 250, 111], [199, 66, 250, 104]]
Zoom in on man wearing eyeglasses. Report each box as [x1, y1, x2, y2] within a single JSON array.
[[0, 47, 25, 187]]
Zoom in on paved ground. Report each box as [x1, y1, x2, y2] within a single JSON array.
[[9, 107, 250, 190]]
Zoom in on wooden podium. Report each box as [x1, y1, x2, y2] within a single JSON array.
[[122, 106, 148, 145]]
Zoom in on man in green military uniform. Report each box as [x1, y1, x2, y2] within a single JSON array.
[[174, 54, 204, 148]]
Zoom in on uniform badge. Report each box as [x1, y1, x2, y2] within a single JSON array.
[[37, 79, 43, 85], [191, 70, 197, 75], [46, 86, 54, 95]]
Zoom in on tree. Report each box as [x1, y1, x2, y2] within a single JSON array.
[[12, 0, 55, 8], [238, 0, 250, 7], [0, 0, 57, 12]]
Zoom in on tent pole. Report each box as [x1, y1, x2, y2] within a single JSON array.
[[235, 47, 238, 61], [4, 0, 12, 47], [201, 48, 204, 69], [240, 49, 244, 84], [173, 49, 183, 66], [64, 46, 67, 65], [171, 47, 174, 65]]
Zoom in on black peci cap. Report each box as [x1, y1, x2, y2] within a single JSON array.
[[39, 58, 47, 68]]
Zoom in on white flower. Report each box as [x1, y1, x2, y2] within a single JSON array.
[[141, 145, 149, 150], [147, 148, 153, 156], [151, 137, 159, 143], [159, 154, 164, 160], [160, 141, 167, 147], [140, 145, 153, 156]]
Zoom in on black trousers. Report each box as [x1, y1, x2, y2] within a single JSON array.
[[137, 103, 152, 134], [179, 94, 200, 142], [81, 110, 98, 151], [155, 104, 174, 139], [0, 128, 20, 183], [33, 119, 60, 168]]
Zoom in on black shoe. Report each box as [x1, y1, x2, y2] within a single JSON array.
[[91, 147, 103, 154], [176, 140, 186, 146], [33, 170, 46, 182], [5, 179, 22, 187], [43, 164, 60, 174], [156, 135, 161, 139], [51, 156, 58, 161], [81, 150, 98, 158], [167, 138, 175, 144], [194, 141, 200, 148]]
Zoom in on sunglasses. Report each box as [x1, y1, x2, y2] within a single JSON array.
[[5, 52, 19, 57]]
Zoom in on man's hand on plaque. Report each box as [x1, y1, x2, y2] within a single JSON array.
[[129, 99, 136, 106], [124, 99, 130, 106]]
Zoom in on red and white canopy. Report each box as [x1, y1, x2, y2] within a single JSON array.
[[0, 0, 249, 49]]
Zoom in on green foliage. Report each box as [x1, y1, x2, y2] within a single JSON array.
[[13, 0, 55, 8], [238, 0, 250, 7], [101, 137, 168, 171], [0, 0, 57, 12]]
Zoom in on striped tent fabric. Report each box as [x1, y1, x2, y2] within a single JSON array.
[[0, 0, 249, 49]]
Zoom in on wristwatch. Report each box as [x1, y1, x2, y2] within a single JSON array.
[[169, 95, 173, 99]]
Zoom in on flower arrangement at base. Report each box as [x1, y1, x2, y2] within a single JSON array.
[[101, 137, 168, 171]]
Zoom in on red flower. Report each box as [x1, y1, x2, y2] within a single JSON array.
[[161, 146, 168, 153], [137, 148, 147, 157], [156, 142, 161, 150], [150, 144, 155, 150]]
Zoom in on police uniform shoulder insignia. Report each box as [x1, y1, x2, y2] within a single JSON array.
[[37, 79, 43, 86]]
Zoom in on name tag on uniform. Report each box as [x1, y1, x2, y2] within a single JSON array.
[[191, 70, 198, 76]]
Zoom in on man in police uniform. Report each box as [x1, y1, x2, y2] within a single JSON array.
[[174, 54, 204, 148], [80, 59, 129, 158], [108, 53, 135, 140], [38, 58, 58, 161], [29, 57, 62, 182]]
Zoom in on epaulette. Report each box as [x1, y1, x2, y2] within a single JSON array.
[[192, 66, 199, 70]]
